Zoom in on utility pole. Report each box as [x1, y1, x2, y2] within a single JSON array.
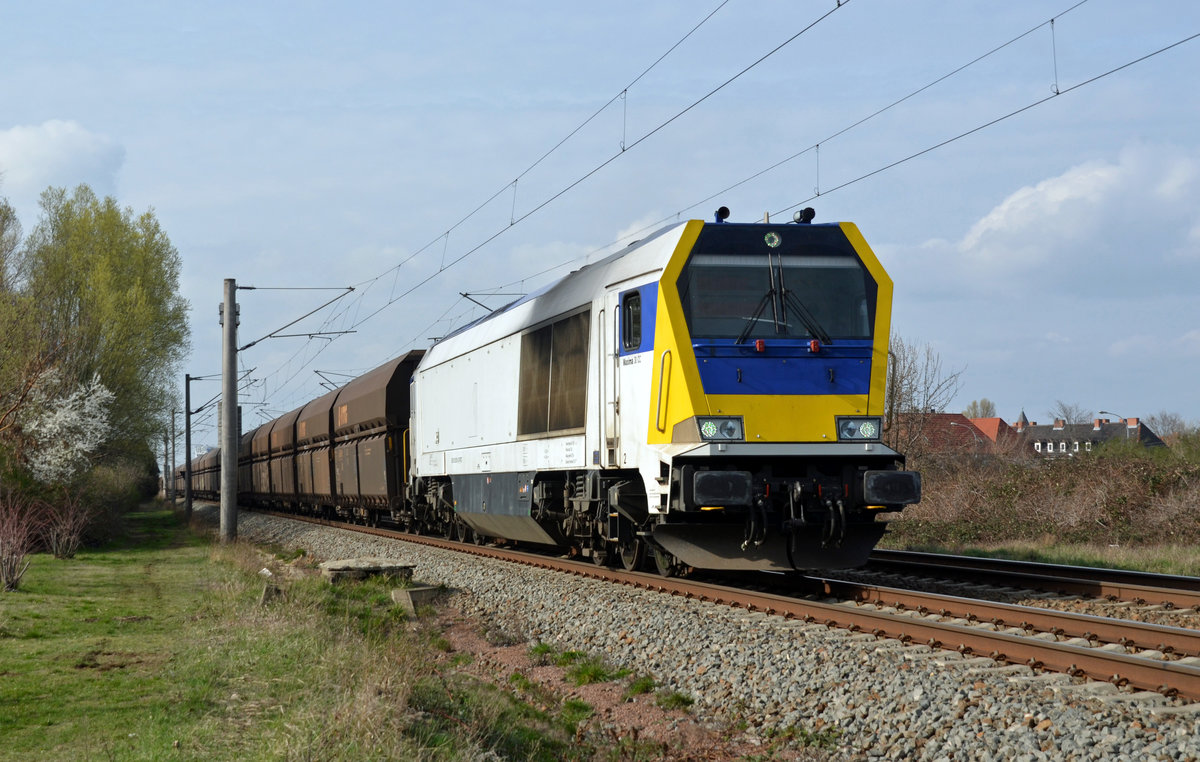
[[220, 278, 239, 542], [184, 375, 193, 521], [162, 432, 169, 501], [170, 411, 176, 504]]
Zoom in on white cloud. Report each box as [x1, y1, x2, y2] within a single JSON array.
[[959, 159, 1120, 263], [0, 120, 124, 211], [941, 143, 1200, 295]]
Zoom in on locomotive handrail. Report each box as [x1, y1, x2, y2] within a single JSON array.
[[655, 349, 672, 432], [401, 427, 409, 485]]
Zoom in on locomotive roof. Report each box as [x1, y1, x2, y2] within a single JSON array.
[[421, 220, 689, 367]]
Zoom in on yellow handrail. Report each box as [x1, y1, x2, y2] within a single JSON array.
[[655, 349, 672, 433]]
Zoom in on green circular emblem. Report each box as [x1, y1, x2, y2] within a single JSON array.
[[700, 420, 720, 438], [859, 421, 878, 438], [764, 232, 781, 248]]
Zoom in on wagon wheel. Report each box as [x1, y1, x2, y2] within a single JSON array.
[[618, 536, 644, 571], [652, 546, 678, 577]]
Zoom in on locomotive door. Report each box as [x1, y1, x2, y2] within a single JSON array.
[[602, 290, 621, 467]]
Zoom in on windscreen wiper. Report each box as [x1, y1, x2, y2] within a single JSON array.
[[735, 254, 786, 344], [774, 251, 832, 345], [736, 253, 833, 345], [781, 290, 833, 345]]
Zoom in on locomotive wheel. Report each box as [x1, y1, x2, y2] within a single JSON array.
[[652, 547, 677, 577], [590, 537, 611, 567], [619, 537, 644, 571]]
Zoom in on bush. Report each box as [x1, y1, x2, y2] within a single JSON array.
[[0, 490, 43, 591], [889, 445, 1200, 547]]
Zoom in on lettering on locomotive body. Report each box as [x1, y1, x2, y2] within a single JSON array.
[[563, 438, 579, 466], [621, 355, 643, 366]]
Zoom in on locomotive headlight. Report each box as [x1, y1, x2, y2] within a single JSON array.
[[697, 416, 744, 441], [836, 416, 882, 441]]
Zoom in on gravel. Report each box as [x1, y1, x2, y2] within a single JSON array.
[[215, 507, 1200, 761]]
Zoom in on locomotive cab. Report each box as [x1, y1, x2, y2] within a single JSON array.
[[641, 217, 921, 571]]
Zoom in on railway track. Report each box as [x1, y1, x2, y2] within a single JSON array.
[[262, 511, 1200, 702], [867, 549, 1200, 610]]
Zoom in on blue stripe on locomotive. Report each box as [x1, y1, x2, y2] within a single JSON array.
[[691, 339, 874, 396]]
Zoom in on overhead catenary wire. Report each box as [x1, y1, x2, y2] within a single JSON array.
[[246, 2, 851, 409], [240, 2, 1198, 419]]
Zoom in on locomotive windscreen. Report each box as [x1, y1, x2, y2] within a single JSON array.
[[677, 224, 877, 341]]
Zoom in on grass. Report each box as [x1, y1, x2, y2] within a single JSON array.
[[0, 509, 613, 760], [655, 690, 695, 711], [880, 537, 1200, 577], [623, 674, 656, 700]]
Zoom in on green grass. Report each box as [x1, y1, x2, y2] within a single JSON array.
[[0, 509, 612, 760], [566, 658, 630, 686], [881, 537, 1200, 577], [655, 690, 695, 711], [623, 674, 656, 699]]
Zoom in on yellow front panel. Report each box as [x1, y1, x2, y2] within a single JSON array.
[[648, 220, 894, 445], [704, 393, 871, 441]]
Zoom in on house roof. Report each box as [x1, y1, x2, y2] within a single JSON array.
[[968, 417, 1016, 443], [1019, 418, 1165, 448], [911, 413, 990, 450]]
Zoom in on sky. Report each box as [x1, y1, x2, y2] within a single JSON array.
[[2, 0, 1198, 452]]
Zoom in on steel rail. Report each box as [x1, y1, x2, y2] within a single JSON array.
[[869, 549, 1200, 610], [806, 576, 1200, 660], [261, 511, 1200, 701]]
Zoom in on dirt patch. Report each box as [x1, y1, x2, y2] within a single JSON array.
[[429, 605, 827, 760], [74, 649, 147, 671]]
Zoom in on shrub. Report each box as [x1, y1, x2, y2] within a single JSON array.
[[0, 490, 43, 591], [888, 446, 1200, 548], [43, 488, 94, 559]]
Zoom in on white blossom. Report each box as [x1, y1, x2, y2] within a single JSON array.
[[22, 372, 115, 484]]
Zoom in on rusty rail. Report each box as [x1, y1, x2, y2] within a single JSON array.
[[869, 549, 1200, 610]]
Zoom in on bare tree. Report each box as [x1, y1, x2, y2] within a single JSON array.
[[1145, 410, 1194, 442], [1048, 400, 1092, 425], [962, 398, 997, 418], [884, 335, 964, 461]]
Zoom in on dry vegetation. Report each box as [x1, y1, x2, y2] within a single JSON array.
[[884, 437, 1200, 572]]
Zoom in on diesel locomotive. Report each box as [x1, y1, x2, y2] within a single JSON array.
[[182, 210, 920, 574]]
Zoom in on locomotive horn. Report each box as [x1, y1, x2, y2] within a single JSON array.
[[714, 206, 731, 223]]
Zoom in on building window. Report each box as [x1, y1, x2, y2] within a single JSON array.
[[1034, 442, 1042, 453], [1085, 441, 1092, 452], [1073, 442, 1080, 452], [1059, 441, 1067, 453]]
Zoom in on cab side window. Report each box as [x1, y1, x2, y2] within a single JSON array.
[[622, 291, 641, 352]]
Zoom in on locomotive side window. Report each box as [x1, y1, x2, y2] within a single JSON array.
[[518, 310, 590, 436], [517, 325, 552, 435], [621, 291, 641, 351], [548, 312, 589, 431]]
